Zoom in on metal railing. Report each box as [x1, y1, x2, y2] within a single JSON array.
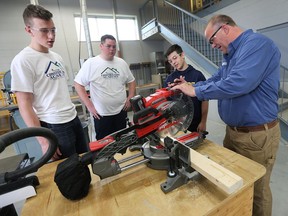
[[140, 0, 288, 125], [279, 65, 288, 124], [140, 0, 222, 67]]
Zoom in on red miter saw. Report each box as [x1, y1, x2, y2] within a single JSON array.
[[85, 88, 208, 193]]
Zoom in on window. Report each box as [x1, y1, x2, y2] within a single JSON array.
[[74, 15, 139, 41]]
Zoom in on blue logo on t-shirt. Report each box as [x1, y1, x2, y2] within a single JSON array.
[[101, 67, 120, 79], [45, 61, 65, 80]]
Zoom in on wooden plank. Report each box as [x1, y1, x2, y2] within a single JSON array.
[[169, 137, 243, 194], [188, 145, 243, 194]]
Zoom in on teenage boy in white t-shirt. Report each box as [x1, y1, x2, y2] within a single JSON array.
[[11, 4, 88, 160]]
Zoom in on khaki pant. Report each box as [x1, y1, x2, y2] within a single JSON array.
[[223, 123, 280, 216]]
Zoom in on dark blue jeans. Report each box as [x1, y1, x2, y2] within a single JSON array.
[[40, 116, 88, 158], [188, 118, 201, 132], [94, 110, 127, 140]]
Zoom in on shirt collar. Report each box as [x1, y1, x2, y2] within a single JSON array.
[[227, 29, 253, 58]]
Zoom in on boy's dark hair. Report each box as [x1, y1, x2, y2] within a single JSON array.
[[23, 4, 53, 26], [165, 44, 183, 58], [101, 34, 116, 43]]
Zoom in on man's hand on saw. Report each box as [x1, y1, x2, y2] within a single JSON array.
[[171, 81, 196, 97], [168, 75, 186, 88]]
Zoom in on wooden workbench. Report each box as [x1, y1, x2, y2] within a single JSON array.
[[21, 140, 265, 216]]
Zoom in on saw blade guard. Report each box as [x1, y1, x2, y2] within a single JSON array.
[[158, 91, 194, 136]]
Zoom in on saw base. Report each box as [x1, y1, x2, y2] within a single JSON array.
[[142, 141, 170, 170], [160, 167, 200, 193]]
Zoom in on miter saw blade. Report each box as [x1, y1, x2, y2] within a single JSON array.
[[158, 92, 194, 136]]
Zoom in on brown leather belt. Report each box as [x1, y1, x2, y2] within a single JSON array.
[[229, 119, 278, 133]]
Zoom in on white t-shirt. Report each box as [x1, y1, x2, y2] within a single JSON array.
[[11, 47, 76, 124], [74, 55, 135, 116]]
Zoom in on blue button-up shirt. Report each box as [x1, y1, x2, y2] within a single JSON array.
[[195, 29, 281, 126]]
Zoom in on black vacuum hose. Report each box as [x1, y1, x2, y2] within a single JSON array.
[[0, 127, 58, 182]]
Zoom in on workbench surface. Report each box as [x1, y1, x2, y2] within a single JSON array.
[[21, 139, 265, 216]]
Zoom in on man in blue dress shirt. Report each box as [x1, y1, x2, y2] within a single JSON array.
[[172, 14, 281, 216]]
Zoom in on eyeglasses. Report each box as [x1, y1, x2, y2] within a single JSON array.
[[102, 44, 116, 49], [208, 23, 228, 45], [167, 53, 182, 64], [31, 27, 57, 35], [209, 26, 223, 45]]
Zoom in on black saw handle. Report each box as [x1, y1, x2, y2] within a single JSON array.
[[0, 127, 58, 182], [133, 107, 159, 124]]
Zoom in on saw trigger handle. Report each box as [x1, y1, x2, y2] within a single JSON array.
[[133, 107, 159, 124]]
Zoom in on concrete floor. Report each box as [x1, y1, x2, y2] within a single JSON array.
[[270, 138, 288, 216], [0, 118, 287, 215]]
